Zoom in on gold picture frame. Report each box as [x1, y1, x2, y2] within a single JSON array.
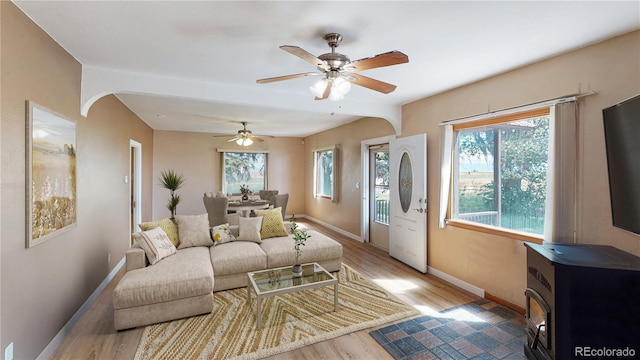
[[26, 101, 77, 248]]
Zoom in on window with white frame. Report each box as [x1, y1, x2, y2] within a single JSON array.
[[450, 108, 551, 236], [314, 146, 337, 200], [372, 146, 390, 224], [222, 152, 267, 195]]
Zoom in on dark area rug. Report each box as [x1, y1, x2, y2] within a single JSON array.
[[370, 298, 527, 360]]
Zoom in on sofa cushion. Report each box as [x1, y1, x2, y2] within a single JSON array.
[[211, 223, 235, 246], [139, 218, 179, 247], [209, 241, 267, 276], [254, 207, 288, 239], [260, 230, 343, 268], [133, 227, 177, 265], [113, 247, 213, 309], [237, 216, 263, 243], [175, 213, 214, 248]]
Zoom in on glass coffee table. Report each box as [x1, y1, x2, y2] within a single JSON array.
[[247, 263, 338, 330]]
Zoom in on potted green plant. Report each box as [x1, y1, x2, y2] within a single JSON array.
[[289, 214, 310, 276], [240, 184, 251, 201], [159, 169, 185, 219]]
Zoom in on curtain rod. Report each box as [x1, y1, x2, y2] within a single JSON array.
[[439, 91, 596, 127], [216, 148, 270, 153]]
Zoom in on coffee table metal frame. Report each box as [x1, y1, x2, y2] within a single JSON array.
[[247, 262, 338, 330]]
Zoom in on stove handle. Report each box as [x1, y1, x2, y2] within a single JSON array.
[[531, 323, 546, 350]]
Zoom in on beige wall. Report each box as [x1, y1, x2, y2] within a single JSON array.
[[403, 30, 640, 307], [1, 3, 154, 358], [0, 1, 4, 351], [152, 131, 305, 219], [303, 31, 640, 308], [304, 117, 395, 237], [2, 0, 639, 355]]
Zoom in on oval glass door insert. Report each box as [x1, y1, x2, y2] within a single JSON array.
[[399, 151, 412, 213]]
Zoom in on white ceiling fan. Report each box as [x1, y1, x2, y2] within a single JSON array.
[[212, 122, 268, 146], [257, 33, 409, 101]]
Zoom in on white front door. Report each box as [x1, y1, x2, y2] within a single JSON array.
[[389, 134, 427, 273]]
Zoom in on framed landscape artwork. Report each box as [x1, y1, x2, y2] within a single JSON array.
[[26, 101, 77, 248]]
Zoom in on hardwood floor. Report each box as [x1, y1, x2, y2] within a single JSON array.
[[49, 219, 480, 359]]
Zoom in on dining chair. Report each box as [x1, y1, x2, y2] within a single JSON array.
[[272, 193, 289, 219], [202, 195, 239, 231], [259, 190, 279, 205]]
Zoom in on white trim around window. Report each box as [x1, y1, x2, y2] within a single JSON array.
[[313, 145, 338, 202]]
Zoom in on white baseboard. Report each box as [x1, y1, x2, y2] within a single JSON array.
[[297, 214, 363, 242], [293, 215, 482, 297], [428, 266, 485, 298], [36, 257, 126, 360]]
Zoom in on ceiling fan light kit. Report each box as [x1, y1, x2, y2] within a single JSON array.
[[257, 33, 408, 101], [235, 138, 253, 146], [309, 76, 352, 101]]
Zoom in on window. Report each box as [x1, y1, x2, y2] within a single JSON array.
[[451, 108, 550, 236], [222, 152, 267, 195], [372, 147, 390, 224], [314, 146, 337, 201]]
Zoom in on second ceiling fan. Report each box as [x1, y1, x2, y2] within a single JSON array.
[[213, 122, 266, 147], [256, 33, 409, 101]]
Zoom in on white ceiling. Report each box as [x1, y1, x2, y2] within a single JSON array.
[[13, 1, 640, 137]]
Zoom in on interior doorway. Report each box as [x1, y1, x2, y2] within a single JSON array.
[[130, 140, 142, 245]]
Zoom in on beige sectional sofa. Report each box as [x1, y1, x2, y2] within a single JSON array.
[[113, 218, 343, 331]]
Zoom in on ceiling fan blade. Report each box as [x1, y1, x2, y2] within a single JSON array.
[[280, 45, 329, 71], [348, 73, 397, 94], [346, 51, 409, 72], [227, 137, 240, 142], [250, 135, 265, 143], [256, 72, 319, 84], [314, 81, 332, 100]]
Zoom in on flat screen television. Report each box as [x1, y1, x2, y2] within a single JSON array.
[[602, 94, 640, 236]]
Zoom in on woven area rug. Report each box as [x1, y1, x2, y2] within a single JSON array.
[[135, 264, 418, 360], [370, 299, 526, 359]]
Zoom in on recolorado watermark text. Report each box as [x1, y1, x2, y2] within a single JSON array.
[[575, 346, 636, 358]]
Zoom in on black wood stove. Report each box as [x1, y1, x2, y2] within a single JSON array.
[[524, 242, 640, 359]]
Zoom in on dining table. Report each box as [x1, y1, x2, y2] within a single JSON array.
[[228, 199, 270, 217]]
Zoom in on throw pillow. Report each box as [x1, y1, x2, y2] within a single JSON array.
[[175, 213, 214, 248], [211, 223, 236, 246], [254, 207, 288, 239], [139, 218, 179, 247], [237, 216, 263, 243], [133, 227, 177, 265]]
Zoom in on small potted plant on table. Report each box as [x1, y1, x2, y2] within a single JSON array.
[[240, 184, 251, 201], [290, 215, 310, 277]]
